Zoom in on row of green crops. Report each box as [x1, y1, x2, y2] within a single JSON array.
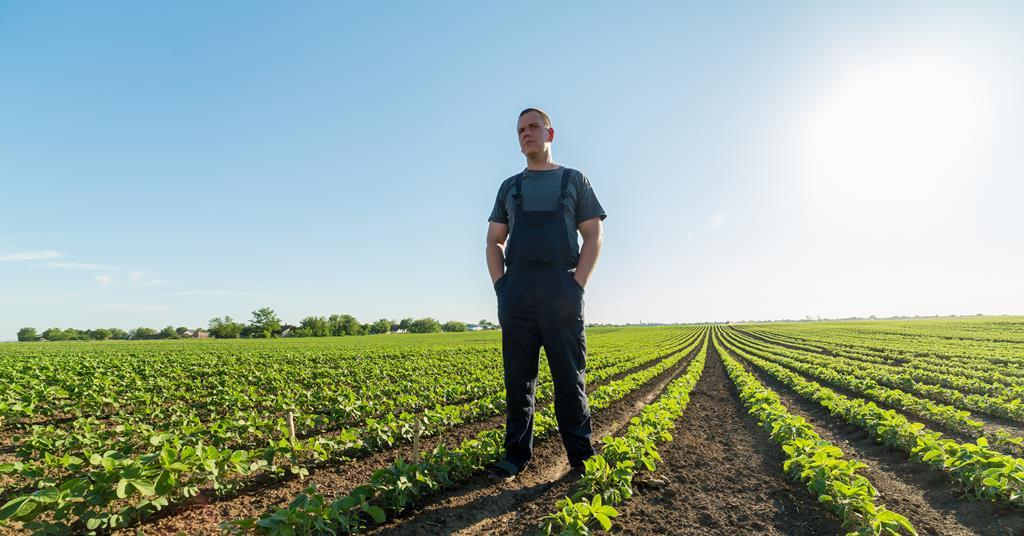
[[7, 318, 1019, 534], [537, 331, 708, 535], [719, 328, 1024, 454], [735, 325, 1024, 414], [0, 327, 699, 533], [7, 330, 698, 484], [719, 327, 1024, 510], [223, 328, 708, 535], [0, 330, 691, 431], [713, 330, 916, 535], [739, 317, 1024, 371]]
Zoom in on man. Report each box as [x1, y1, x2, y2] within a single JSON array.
[[485, 108, 606, 481]]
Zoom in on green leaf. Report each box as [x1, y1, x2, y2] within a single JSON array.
[[132, 479, 157, 496], [59, 477, 89, 493], [593, 511, 612, 531], [365, 505, 386, 523], [0, 496, 34, 521], [877, 509, 917, 535], [155, 470, 174, 496], [116, 478, 129, 499], [30, 487, 59, 504]]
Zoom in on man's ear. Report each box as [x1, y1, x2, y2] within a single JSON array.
[[547, 127, 555, 142]]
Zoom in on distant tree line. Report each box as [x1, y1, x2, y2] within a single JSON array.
[[16, 325, 196, 342], [17, 307, 497, 341], [208, 309, 477, 338]]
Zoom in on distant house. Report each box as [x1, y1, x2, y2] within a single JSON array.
[[466, 324, 484, 331], [279, 324, 298, 337], [194, 330, 210, 339], [181, 330, 194, 338]]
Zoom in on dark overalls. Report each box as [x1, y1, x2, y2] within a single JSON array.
[[493, 168, 595, 472]]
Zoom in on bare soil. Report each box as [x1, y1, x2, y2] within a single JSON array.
[[8, 331, 1021, 536], [124, 343, 688, 535], [594, 340, 843, 536], [370, 337, 848, 536], [727, 332, 1024, 446], [730, 327, 835, 356], [723, 338, 1024, 536], [733, 329, 1024, 440], [366, 340, 705, 536]]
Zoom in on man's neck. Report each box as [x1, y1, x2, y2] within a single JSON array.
[[525, 154, 558, 171]]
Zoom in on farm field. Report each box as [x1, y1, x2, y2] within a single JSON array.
[[1, 318, 1024, 535]]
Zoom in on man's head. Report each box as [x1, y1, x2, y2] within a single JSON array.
[[517, 108, 554, 159]]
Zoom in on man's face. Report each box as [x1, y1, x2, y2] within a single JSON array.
[[517, 112, 553, 157]]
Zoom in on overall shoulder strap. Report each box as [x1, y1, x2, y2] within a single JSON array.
[[512, 172, 525, 208], [559, 167, 572, 204]]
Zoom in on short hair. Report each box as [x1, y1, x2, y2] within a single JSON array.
[[518, 107, 551, 128]]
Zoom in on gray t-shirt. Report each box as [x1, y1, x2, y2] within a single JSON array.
[[488, 166, 607, 266]]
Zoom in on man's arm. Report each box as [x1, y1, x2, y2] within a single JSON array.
[[574, 217, 603, 288], [486, 222, 509, 285]]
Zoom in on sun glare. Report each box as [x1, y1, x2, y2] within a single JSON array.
[[798, 57, 987, 207]]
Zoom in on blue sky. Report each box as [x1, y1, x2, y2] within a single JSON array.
[[2, 1, 1022, 339]]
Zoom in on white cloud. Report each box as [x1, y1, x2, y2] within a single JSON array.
[[686, 232, 695, 241], [86, 304, 171, 313], [95, 274, 113, 286], [38, 261, 117, 271], [36, 263, 171, 287], [129, 271, 171, 286], [707, 213, 728, 228], [1, 250, 61, 262], [167, 290, 271, 296]]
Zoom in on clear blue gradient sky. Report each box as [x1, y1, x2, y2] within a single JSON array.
[[2, 1, 1022, 339]]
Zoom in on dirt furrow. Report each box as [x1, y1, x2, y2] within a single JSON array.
[[574, 338, 844, 536], [971, 414, 1024, 443], [724, 341, 1024, 536], [734, 331, 1024, 441], [724, 331, 1016, 446], [368, 340, 705, 535], [129, 346, 687, 535], [730, 327, 835, 356]]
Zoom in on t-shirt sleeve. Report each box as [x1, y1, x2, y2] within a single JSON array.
[[575, 173, 607, 223], [488, 182, 509, 224]]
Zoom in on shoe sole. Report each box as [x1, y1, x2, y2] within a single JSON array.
[[486, 472, 516, 483]]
